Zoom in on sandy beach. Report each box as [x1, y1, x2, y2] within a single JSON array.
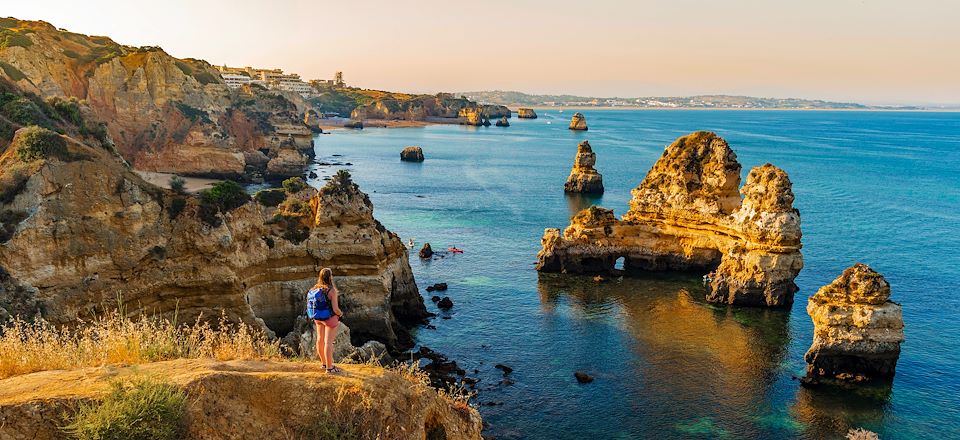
[[134, 170, 223, 193]]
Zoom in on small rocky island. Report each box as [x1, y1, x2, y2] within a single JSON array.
[[569, 112, 588, 130], [495, 116, 510, 127], [517, 108, 538, 119], [804, 263, 904, 383], [537, 131, 803, 307], [401, 146, 425, 162], [564, 140, 603, 194], [460, 107, 491, 126]]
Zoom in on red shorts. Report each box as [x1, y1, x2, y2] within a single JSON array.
[[315, 315, 339, 328]]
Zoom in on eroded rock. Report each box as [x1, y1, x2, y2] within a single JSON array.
[[517, 108, 538, 119], [495, 116, 510, 127], [564, 140, 604, 194], [804, 264, 904, 383], [536, 131, 803, 307], [401, 146, 425, 162], [569, 112, 588, 130]]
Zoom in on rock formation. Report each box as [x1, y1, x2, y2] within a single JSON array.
[[459, 107, 491, 126], [343, 120, 364, 129], [0, 18, 315, 180], [419, 243, 434, 259], [804, 264, 904, 383], [537, 131, 803, 307], [564, 140, 604, 194], [0, 359, 483, 440], [0, 132, 428, 351], [350, 92, 509, 121], [569, 112, 588, 130], [495, 116, 510, 127], [517, 108, 538, 119], [400, 146, 425, 162]]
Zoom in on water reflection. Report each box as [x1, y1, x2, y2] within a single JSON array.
[[791, 382, 893, 438], [537, 273, 795, 438], [564, 193, 604, 217]]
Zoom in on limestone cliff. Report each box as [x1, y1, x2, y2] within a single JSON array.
[[569, 112, 588, 130], [0, 18, 313, 179], [537, 131, 803, 307], [0, 359, 482, 440], [804, 264, 904, 383], [564, 140, 604, 194], [0, 132, 427, 350], [459, 107, 491, 126], [348, 92, 509, 122], [517, 108, 538, 119]]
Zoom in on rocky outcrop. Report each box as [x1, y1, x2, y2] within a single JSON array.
[[0, 135, 428, 351], [804, 264, 904, 383], [0, 359, 483, 440], [400, 146, 425, 162], [349, 92, 509, 122], [517, 108, 538, 119], [569, 112, 588, 130], [564, 140, 603, 194], [0, 18, 314, 180], [459, 107, 491, 126], [536, 131, 803, 307], [419, 243, 434, 259], [495, 116, 510, 127], [343, 120, 364, 129]]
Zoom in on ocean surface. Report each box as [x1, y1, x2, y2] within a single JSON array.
[[307, 110, 960, 439]]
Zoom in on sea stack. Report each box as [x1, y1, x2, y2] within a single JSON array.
[[536, 131, 803, 307], [517, 108, 538, 119], [400, 146, 425, 162], [460, 107, 491, 126], [564, 140, 603, 194], [804, 264, 904, 383], [495, 116, 510, 127], [419, 243, 434, 259], [569, 112, 588, 130]]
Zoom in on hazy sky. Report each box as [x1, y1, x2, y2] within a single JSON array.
[[6, 0, 959, 104]]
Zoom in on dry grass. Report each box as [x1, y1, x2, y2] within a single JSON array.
[[847, 428, 880, 440], [0, 311, 281, 380]]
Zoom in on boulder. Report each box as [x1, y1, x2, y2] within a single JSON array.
[[437, 297, 454, 310], [400, 146, 425, 162], [569, 112, 588, 130], [517, 108, 538, 119], [804, 264, 904, 383], [419, 243, 434, 259], [495, 116, 510, 127], [536, 131, 803, 307], [564, 140, 604, 194]]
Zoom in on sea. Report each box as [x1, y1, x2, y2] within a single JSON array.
[[306, 109, 960, 439]]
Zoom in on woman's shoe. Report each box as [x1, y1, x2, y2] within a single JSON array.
[[326, 366, 343, 374]]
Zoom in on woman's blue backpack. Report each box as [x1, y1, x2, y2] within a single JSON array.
[[307, 287, 333, 320]]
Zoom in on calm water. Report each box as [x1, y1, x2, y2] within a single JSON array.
[[309, 110, 960, 439]]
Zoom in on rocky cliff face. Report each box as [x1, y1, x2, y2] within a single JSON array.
[[349, 92, 509, 122], [804, 264, 904, 383], [564, 140, 603, 194], [569, 112, 588, 130], [459, 107, 491, 126], [537, 131, 803, 307], [0, 18, 313, 180], [0, 134, 427, 351], [0, 359, 483, 440], [517, 108, 538, 119]]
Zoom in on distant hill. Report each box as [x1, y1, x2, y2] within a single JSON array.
[[459, 90, 922, 110]]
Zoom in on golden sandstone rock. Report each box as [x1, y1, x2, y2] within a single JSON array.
[[537, 131, 803, 307], [569, 112, 588, 130], [804, 263, 904, 383], [517, 108, 538, 119], [564, 140, 604, 194]]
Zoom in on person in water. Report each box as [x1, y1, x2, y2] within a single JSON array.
[[313, 268, 344, 374]]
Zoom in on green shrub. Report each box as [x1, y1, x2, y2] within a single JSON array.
[[0, 18, 17, 29], [0, 210, 26, 242], [282, 176, 306, 193], [13, 126, 67, 162], [46, 96, 83, 126], [173, 60, 193, 76], [62, 377, 186, 440], [192, 71, 219, 85], [321, 170, 354, 196], [200, 180, 249, 211], [168, 176, 186, 194], [168, 198, 186, 220], [173, 102, 209, 123], [0, 30, 32, 49], [254, 188, 286, 207], [0, 164, 31, 204], [1, 96, 50, 127], [0, 62, 25, 82], [62, 49, 80, 59]]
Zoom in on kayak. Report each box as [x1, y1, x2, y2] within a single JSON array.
[[447, 248, 464, 253]]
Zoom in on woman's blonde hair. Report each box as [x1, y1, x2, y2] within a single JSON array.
[[315, 267, 334, 289]]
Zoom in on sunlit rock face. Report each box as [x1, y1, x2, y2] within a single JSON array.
[[569, 112, 588, 130], [804, 264, 904, 383], [0, 139, 426, 351], [537, 131, 803, 307], [517, 108, 538, 119], [564, 140, 604, 194]]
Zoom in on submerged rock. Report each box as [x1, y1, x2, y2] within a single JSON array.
[[400, 146, 425, 162], [569, 112, 588, 130], [536, 131, 803, 307], [495, 116, 510, 127], [804, 264, 904, 383], [574, 371, 594, 383], [517, 108, 538, 119], [564, 140, 604, 194]]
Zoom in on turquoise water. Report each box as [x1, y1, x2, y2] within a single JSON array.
[[309, 110, 960, 439]]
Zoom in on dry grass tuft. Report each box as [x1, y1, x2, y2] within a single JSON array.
[[0, 311, 281, 380], [847, 428, 880, 440]]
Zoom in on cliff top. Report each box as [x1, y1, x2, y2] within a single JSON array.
[[811, 263, 892, 305]]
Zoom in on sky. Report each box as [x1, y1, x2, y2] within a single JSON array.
[[5, 0, 959, 105]]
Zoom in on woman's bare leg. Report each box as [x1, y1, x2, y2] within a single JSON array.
[[314, 321, 326, 364], [323, 324, 337, 369]]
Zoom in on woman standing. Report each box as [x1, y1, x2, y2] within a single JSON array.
[[310, 268, 344, 373]]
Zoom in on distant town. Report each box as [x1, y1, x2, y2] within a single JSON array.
[[216, 65, 345, 98], [459, 90, 924, 110]]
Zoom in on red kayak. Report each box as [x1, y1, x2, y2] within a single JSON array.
[[447, 247, 464, 253]]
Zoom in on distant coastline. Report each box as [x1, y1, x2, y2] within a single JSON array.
[[508, 105, 957, 112]]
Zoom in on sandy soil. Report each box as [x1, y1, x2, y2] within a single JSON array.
[[134, 170, 222, 193]]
